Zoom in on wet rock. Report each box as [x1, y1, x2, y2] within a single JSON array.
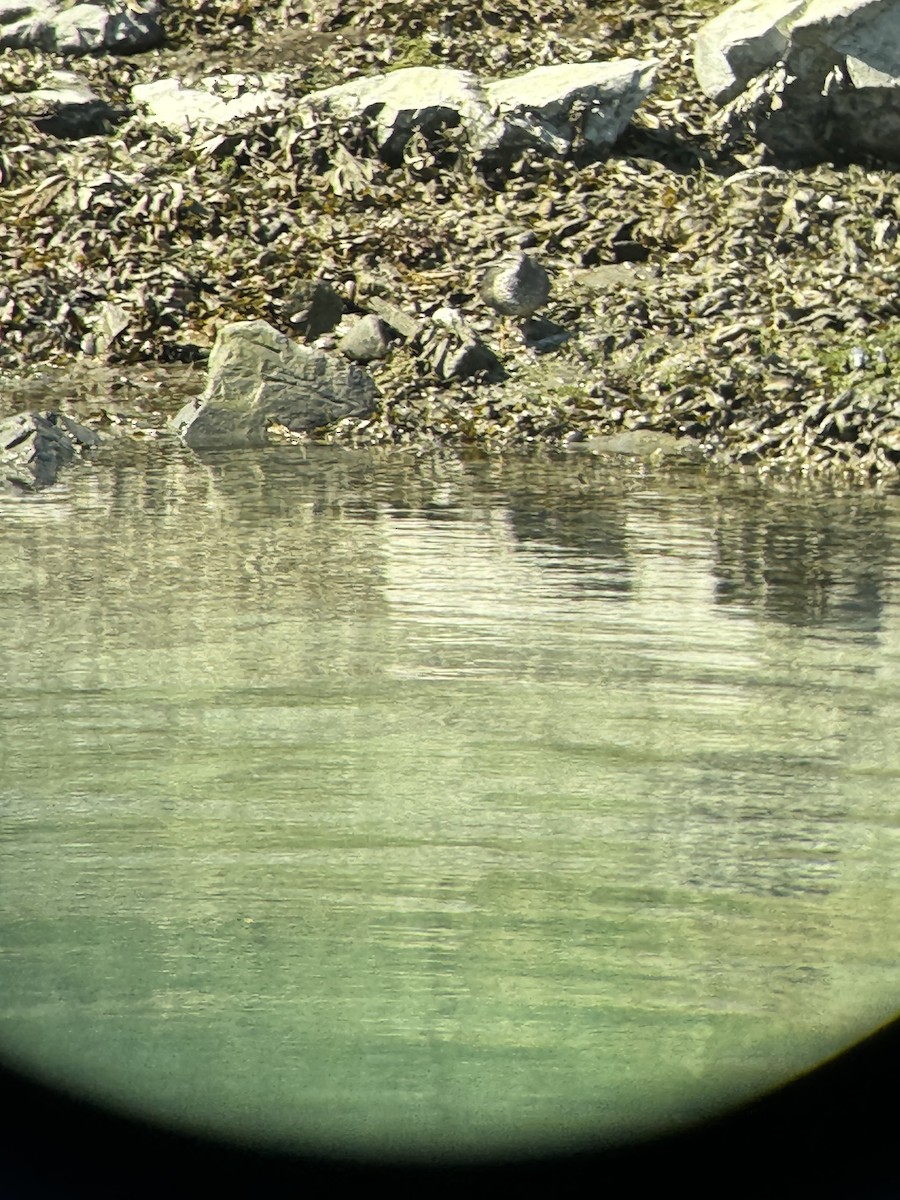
[[696, 0, 900, 163], [0, 69, 120, 138], [576, 430, 703, 462], [0, 0, 163, 55], [171, 319, 377, 449], [339, 315, 392, 363], [0, 410, 100, 491]]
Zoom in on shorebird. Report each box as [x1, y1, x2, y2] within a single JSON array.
[[480, 250, 550, 320]]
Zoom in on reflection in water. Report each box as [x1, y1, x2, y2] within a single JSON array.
[[0, 442, 899, 1158]]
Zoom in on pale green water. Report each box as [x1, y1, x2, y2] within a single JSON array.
[[1, 443, 899, 1160]]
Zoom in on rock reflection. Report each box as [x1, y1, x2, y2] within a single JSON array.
[[1, 443, 899, 1154], [8, 441, 896, 643]]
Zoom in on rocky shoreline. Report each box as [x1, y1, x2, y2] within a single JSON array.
[[2, 0, 900, 485]]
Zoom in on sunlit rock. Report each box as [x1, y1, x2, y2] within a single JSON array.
[[694, 0, 808, 105], [132, 59, 658, 162], [132, 73, 291, 134], [307, 66, 490, 165], [0, 0, 163, 55], [482, 59, 659, 159], [171, 320, 377, 449], [695, 0, 900, 163]]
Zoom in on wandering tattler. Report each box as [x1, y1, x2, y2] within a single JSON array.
[[479, 250, 550, 319]]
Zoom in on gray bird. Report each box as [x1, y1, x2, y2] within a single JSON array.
[[480, 251, 550, 319]]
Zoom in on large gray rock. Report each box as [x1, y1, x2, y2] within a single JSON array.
[[339, 315, 392, 363], [694, 0, 809, 105], [171, 320, 377, 449], [1, 410, 100, 491], [0, 0, 163, 55], [308, 66, 490, 164], [482, 59, 660, 158], [133, 59, 658, 161], [695, 0, 900, 162]]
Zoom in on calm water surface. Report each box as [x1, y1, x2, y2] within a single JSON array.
[[1, 442, 899, 1159]]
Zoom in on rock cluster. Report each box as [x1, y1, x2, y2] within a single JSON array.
[[0, 409, 99, 490], [130, 59, 658, 164], [0, 0, 899, 480]]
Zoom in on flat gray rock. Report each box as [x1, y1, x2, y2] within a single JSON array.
[[171, 319, 377, 449]]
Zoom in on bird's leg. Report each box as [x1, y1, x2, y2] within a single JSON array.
[[495, 316, 519, 358]]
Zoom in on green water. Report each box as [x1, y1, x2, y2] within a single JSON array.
[[1, 443, 898, 1160]]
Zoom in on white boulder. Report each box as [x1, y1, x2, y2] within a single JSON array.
[[132, 74, 292, 135]]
